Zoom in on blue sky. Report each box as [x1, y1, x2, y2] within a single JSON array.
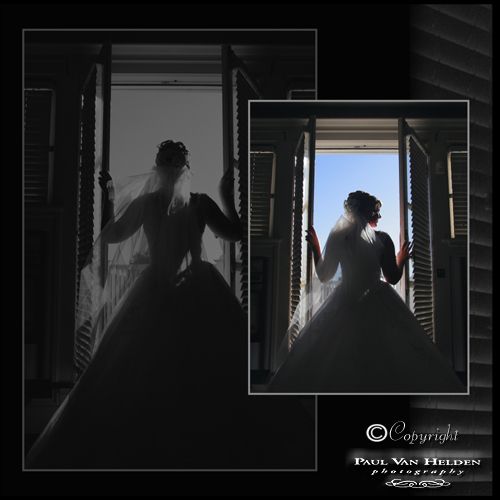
[[313, 154, 401, 263]]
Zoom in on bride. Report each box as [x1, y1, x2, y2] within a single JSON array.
[[25, 140, 315, 470], [265, 190, 466, 394]]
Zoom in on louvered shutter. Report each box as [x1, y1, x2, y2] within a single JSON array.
[[304, 119, 316, 321], [24, 89, 53, 205], [250, 151, 274, 238], [288, 121, 316, 348], [74, 43, 112, 378], [448, 149, 468, 238], [289, 136, 305, 346], [409, 5, 492, 495], [74, 66, 98, 376], [408, 135, 435, 341], [222, 45, 262, 312], [235, 70, 260, 312]]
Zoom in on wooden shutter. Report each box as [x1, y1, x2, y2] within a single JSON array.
[[222, 45, 262, 312], [74, 42, 112, 378], [74, 65, 98, 377], [250, 151, 274, 238], [24, 89, 53, 205], [408, 134, 435, 341], [304, 118, 316, 319], [235, 69, 258, 312], [289, 118, 316, 347], [409, 5, 492, 495], [448, 149, 468, 238], [289, 135, 305, 345]]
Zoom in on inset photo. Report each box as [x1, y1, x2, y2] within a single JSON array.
[[249, 100, 468, 395]]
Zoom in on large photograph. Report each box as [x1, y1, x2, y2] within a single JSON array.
[[23, 30, 317, 471]]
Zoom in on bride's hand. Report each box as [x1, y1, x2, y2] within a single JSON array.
[[98, 171, 113, 193], [305, 227, 321, 255], [397, 240, 413, 267]]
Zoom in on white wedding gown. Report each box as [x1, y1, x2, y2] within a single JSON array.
[[265, 212, 466, 394]]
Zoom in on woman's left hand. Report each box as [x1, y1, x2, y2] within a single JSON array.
[[397, 240, 414, 267]]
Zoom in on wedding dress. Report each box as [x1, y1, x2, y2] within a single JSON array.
[[265, 210, 466, 394], [25, 165, 315, 470]]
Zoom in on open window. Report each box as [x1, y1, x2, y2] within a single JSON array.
[[306, 119, 434, 335], [308, 115, 466, 351], [249, 104, 468, 385], [73, 43, 263, 374]]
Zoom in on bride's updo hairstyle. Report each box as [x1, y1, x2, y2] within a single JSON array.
[[344, 190, 382, 214], [153, 140, 192, 213], [155, 140, 190, 170]]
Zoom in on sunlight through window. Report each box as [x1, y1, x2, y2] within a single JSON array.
[[313, 153, 401, 297]]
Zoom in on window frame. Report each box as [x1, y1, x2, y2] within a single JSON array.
[[76, 42, 256, 333]]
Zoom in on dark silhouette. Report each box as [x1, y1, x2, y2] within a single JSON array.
[[26, 140, 315, 469], [266, 191, 466, 394]]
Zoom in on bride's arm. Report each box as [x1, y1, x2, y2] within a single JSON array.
[[307, 226, 339, 283], [98, 172, 144, 244], [204, 195, 243, 242], [380, 234, 413, 284], [204, 167, 243, 242]]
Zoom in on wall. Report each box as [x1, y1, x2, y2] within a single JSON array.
[[421, 125, 468, 369], [251, 126, 302, 372]]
